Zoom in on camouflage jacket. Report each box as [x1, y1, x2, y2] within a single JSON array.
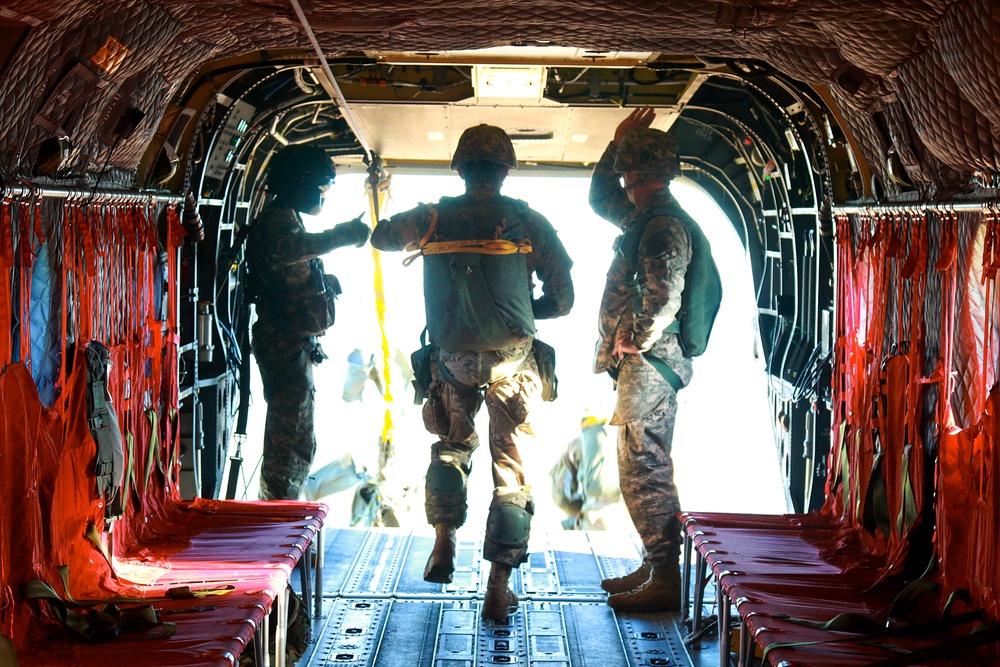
[[247, 202, 357, 326], [371, 185, 575, 321], [589, 142, 693, 388]]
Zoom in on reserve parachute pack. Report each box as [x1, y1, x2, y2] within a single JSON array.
[[620, 198, 722, 358], [411, 195, 536, 353]]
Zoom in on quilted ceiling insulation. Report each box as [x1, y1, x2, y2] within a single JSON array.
[[0, 0, 998, 196]]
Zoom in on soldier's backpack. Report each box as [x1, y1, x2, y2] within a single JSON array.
[[620, 199, 722, 358]]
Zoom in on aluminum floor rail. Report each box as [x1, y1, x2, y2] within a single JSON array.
[[292, 527, 723, 667]]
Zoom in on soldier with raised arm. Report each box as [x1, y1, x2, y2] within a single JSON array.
[[590, 107, 693, 613]]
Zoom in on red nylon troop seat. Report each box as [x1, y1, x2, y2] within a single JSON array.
[[0, 200, 328, 667]]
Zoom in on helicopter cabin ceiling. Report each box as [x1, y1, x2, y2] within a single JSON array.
[[0, 0, 998, 194], [334, 47, 706, 167]]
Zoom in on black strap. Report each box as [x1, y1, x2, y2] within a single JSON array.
[[84, 341, 124, 523], [642, 351, 683, 393], [417, 327, 478, 393], [0, 633, 16, 666], [435, 357, 480, 393], [762, 585, 984, 663], [20, 579, 176, 642], [227, 288, 252, 500]]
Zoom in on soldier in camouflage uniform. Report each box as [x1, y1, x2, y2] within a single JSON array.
[[371, 125, 574, 620], [589, 107, 692, 613], [248, 144, 370, 500]]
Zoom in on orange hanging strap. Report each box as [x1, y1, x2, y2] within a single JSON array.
[[0, 201, 13, 367], [983, 212, 999, 284], [884, 213, 900, 258], [900, 212, 920, 280], [935, 212, 958, 272], [16, 201, 36, 363], [984, 210, 998, 405]]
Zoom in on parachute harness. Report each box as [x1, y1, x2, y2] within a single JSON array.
[[402, 206, 532, 267]]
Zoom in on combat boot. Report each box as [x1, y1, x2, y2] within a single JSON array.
[[606, 563, 681, 613], [600, 559, 652, 594], [423, 524, 457, 583], [482, 562, 519, 620]]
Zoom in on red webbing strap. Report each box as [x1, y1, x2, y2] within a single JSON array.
[[76, 204, 96, 342], [982, 211, 999, 406], [854, 214, 889, 539], [825, 213, 861, 519], [937, 387, 999, 619], [55, 203, 76, 414], [165, 205, 182, 330], [0, 203, 11, 636], [0, 200, 13, 368], [162, 333, 181, 496], [16, 201, 34, 363], [977, 387, 1000, 619]]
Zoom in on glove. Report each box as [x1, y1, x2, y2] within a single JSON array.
[[334, 214, 370, 248]]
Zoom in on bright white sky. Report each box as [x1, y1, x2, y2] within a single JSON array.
[[232, 170, 788, 531]]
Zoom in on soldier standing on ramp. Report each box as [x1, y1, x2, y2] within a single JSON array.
[[589, 107, 694, 613], [371, 125, 574, 620], [247, 144, 371, 501]]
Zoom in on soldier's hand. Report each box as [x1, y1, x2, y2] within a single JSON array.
[[335, 214, 371, 248], [614, 332, 641, 357], [613, 106, 656, 146]]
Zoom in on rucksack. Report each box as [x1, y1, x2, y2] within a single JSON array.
[[621, 199, 722, 358]]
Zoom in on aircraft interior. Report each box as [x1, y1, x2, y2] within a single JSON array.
[[1, 1, 1000, 665]]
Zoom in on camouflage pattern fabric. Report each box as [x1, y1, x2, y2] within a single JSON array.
[[421, 341, 540, 564], [247, 204, 359, 317], [373, 181, 573, 565], [252, 317, 317, 501], [618, 395, 683, 567], [248, 202, 363, 500], [590, 141, 692, 556], [590, 144, 693, 384], [450, 124, 518, 169], [613, 128, 681, 180]]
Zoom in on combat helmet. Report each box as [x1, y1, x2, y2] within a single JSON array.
[[614, 128, 680, 180], [267, 144, 336, 198], [267, 144, 336, 213], [450, 124, 518, 170]]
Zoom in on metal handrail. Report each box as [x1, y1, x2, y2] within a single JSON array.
[[833, 200, 1000, 215], [1, 182, 181, 204]]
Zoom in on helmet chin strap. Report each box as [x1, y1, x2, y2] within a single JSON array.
[[280, 184, 325, 214]]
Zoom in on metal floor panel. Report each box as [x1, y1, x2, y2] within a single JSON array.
[[297, 528, 723, 667]]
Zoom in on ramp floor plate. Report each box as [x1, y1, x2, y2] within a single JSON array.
[[297, 528, 722, 667]]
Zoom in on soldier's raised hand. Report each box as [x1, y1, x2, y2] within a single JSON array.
[[614, 106, 656, 146]]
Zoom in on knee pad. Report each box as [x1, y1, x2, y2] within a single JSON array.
[[486, 504, 532, 549], [426, 463, 465, 496]]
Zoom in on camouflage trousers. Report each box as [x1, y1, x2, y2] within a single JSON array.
[[253, 321, 317, 501], [617, 389, 683, 568], [422, 340, 540, 564]]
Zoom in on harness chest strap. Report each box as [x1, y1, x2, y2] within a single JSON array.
[[403, 206, 532, 266]]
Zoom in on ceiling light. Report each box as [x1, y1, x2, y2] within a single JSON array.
[[427, 131, 444, 142], [474, 65, 546, 100], [570, 134, 588, 144]]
